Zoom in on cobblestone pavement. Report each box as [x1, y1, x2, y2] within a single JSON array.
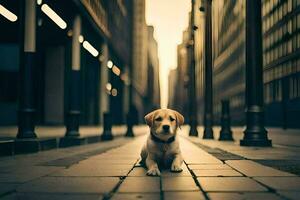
[[0, 128, 300, 200]]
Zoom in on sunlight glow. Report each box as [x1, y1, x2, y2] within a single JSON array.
[[146, 0, 190, 108]]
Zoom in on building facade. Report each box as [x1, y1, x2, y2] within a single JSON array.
[[168, 30, 190, 119], [145, 26, 160, 113], [212, 0, 246, 125], [172, 0, 300, 128], [212, 0, 300, 128], [262, 0, 300, 128], [131, 0, 148, 122], [0, 0, 142, 126]]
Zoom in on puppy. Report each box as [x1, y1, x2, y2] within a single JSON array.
[[140, 108, 184, 176]]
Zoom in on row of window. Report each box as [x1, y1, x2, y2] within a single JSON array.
[[263, 19, 292, 51], [264, 72, 300, 103], [264, 59, 300, 82], [262, 0, 293, 33], [263, 12, 300, 67], [214, 93, 244, 116], [215, 0, 244, 54]]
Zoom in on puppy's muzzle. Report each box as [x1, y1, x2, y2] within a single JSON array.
[[162, 125, 170, 132]]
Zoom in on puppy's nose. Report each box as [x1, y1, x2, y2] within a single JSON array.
[[163, 125, 170, 132]]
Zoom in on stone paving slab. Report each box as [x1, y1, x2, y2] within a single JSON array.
[[128, 167, 148, 176], [254, 177, 300, 190], [207, 192, 284, 200], [111, 193, 160, 200], [118, 177, 160, 193], [1, 133, 299, 199], [71, 164, 134, 170], [0, 183, 19, 196], [0, 166, 63, 183], [51, 167, 130, 177], [193, 169, 243, 177], [161, 177, 199, 191], [50, 162, 134, 177], [17, 177, 119, 194], [180, 138, 222, 164], [79, 158, 138, 165], [226, 160, 295, 177], [188, 164, 232, 170], [127, 166, 191, 177], [164, 191, 205, 200], [88, 154, 139, 160], [278, 191, 300, 200], [181, 126, 300, 160], [161, 164, 192, 177], [197, 177, 268, 192], [1, 193, 102, 200]]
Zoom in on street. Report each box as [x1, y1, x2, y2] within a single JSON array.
[[1, 0, 300, 199], [0, 126, 299, 200]]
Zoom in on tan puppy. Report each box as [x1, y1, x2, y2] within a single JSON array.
[[140, 108, 184, 176]]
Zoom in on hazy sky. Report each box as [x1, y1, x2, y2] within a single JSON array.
[[145, 0, 190, 108]]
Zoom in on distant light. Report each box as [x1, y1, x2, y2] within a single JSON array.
[[98, 55, 105, 62], [111, 88, 118, 96], [67, 30, 73, 37], [41, 4, 67, 29], [37, 0, 42, 5], [107, 60, 113, 69], [38, 18, 43, 26], [106, 83, 112, 91], [83, 41, 99, 57], [0, 4, 18, 22], [78, 35, 84, 43], [112, 65, 121, 76]]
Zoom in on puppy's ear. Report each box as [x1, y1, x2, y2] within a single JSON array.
[[174, 111, 184, 127], [144, 111, 156, 127]]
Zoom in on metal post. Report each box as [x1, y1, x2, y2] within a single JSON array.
[[188, 0, 199, 137], [65, 15, 81, 137], [126, 3, 135, 137], [219, 100, 233, 141], [101, 113, 113, 140], [125, 110, 134, 137], [203, 0, 214, 139], [17, 0, 37, 139], [240, 0, 272, 146]]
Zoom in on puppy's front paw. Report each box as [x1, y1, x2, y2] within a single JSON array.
[[171, 164, 183, 173], [147, 168, 161, 176]]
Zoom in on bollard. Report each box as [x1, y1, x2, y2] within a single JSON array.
[[219, 100, 234, 141], [101, 113, 113, 140], [125, 113, 134, 137]]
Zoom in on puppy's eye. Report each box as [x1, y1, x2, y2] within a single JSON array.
[[170, 117, 175, 122], [155, 117, 162, 121]]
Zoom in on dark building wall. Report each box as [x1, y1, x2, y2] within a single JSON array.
[[212, 0, 300, 128], [145, 25, 160, 113], [174, 0, 300, 128], [0, 0, 135, 126], [262, 0, 300, 128], [212, 1, 246, 125], [0, 44, 19, 125]]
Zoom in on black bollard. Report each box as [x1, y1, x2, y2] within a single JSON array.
[[219, 100, 234, 141], [240, 0, 271, 146], [125, 113, 134, 137], [101, 113, 113, 140]]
